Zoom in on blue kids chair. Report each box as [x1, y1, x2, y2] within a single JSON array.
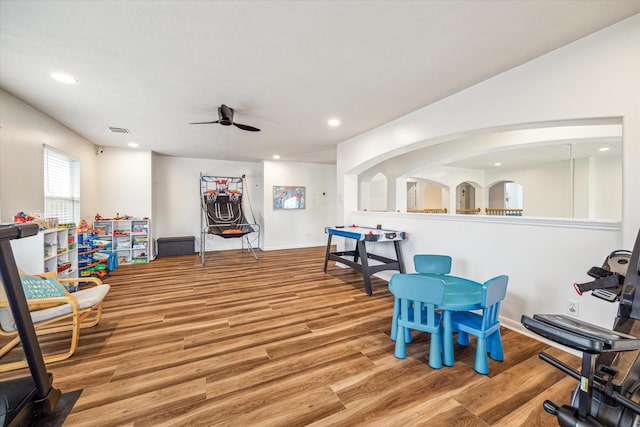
[[389, 254, 452, 342], [451, 274, 509, 374], [414, 254, 452, 275], [389, 274, 446, 369]]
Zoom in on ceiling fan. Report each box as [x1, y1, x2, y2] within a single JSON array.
[[190, 104, 260, 132]]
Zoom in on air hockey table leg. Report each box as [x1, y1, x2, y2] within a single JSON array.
[[323, 234, 332, 272], [357, 241, 373, 296], [394, 240, 405, 273]]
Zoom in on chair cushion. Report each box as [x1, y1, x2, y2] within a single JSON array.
[[0, 284, 109, 332], [0, 308, 17, 333], [1, 301, 73, 333], [30, 303, 74, 325], [74, 284, 110, 309]]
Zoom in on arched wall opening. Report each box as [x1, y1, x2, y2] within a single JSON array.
[[360, 172, 388, 211], [406, 178, 449, 213], [354, 118, 621, 219]]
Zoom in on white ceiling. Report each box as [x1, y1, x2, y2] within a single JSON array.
[[1, 1, 639, 165]]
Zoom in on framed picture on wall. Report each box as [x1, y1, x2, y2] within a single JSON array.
[[273, 186, 305, 209]]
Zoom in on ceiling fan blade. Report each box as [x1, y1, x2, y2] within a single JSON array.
[[234, 122, 261, 132], [190, 120, 220, 125]]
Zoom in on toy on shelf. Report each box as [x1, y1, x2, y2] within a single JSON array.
[[14, 211, 34, 223], [95, 213, 105, 220], [91, 217, 150, 266], [44, 217, 59, 229], [113, 213, 133, 220], [77, 229, 110, 279], [78, 219, 90, 233]]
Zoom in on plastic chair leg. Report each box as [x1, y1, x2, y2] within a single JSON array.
[[390, 300, 412, 343], [457, 331, 470, 346], [488, 330, 504, 361], [404, 326, 412, 343], [474, 336, 489, 374], [390, 298, 398, 341], [428, 332, 443, 369], [394, 326, 407, 359]]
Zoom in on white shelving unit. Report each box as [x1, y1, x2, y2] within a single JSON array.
[[93, 219, 151, 265], [43, 226, 78, 278], [10, 226, 78, 278]]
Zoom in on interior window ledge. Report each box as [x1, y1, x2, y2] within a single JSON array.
[[356, 211, 621, 231]]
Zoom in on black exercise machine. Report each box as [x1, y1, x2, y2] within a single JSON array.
[[0, 223, 79, 426], [522, 227, 640, 426]]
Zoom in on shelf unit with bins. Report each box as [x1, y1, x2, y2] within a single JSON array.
[[93, 219, 150, 265], [43, 226, 78, 278], [78, 230, 109, 278]]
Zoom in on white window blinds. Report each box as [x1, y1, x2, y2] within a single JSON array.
[[44, 147, 80, 225]]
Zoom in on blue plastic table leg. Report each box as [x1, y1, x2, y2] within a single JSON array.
[[442, 310, 454, 366]]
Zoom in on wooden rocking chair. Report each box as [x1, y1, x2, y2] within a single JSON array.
[[0, 274, 109, 372]]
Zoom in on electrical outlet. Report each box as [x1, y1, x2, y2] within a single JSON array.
[[567, 300, 579, 317]]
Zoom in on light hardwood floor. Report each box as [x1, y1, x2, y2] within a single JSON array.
[[1, 246, 580, 426]]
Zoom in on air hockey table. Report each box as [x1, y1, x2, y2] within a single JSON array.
[[324, 225, 406, 295]]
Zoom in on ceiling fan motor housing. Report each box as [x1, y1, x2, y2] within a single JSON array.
[[219, 105, 234, 126]]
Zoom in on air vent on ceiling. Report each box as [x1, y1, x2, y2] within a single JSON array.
[[108, 127, 130, 134]]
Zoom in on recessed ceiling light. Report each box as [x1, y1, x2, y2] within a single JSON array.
[[128, 142, 139, 148], [598, 147, 610, 152], [273, 155, 280, 160], [494, 162, 502, 167], [328, 118, 340, 127], [51, 72, 77, 84]]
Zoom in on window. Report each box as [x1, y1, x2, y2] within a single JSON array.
[[44, 147, 80, 224]]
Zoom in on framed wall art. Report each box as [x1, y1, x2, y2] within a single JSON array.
[[273, 186, 305, 209]]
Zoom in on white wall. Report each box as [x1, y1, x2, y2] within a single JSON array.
[[407, 156, 620, 218], [95, 147, 153, 219], [349, 211, 620, 331], [368, 173, 387, 211], [590, 155, 622, 220], [336, 16, 640, 332], [486, 160, 571, 217], [0, 89, 99, 223], [263, 161, 336, 250]]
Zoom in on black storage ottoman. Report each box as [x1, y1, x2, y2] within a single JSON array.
[[157, 236, 195, 257]]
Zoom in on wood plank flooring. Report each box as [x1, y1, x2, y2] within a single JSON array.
[[1, 246, 580, 426]]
